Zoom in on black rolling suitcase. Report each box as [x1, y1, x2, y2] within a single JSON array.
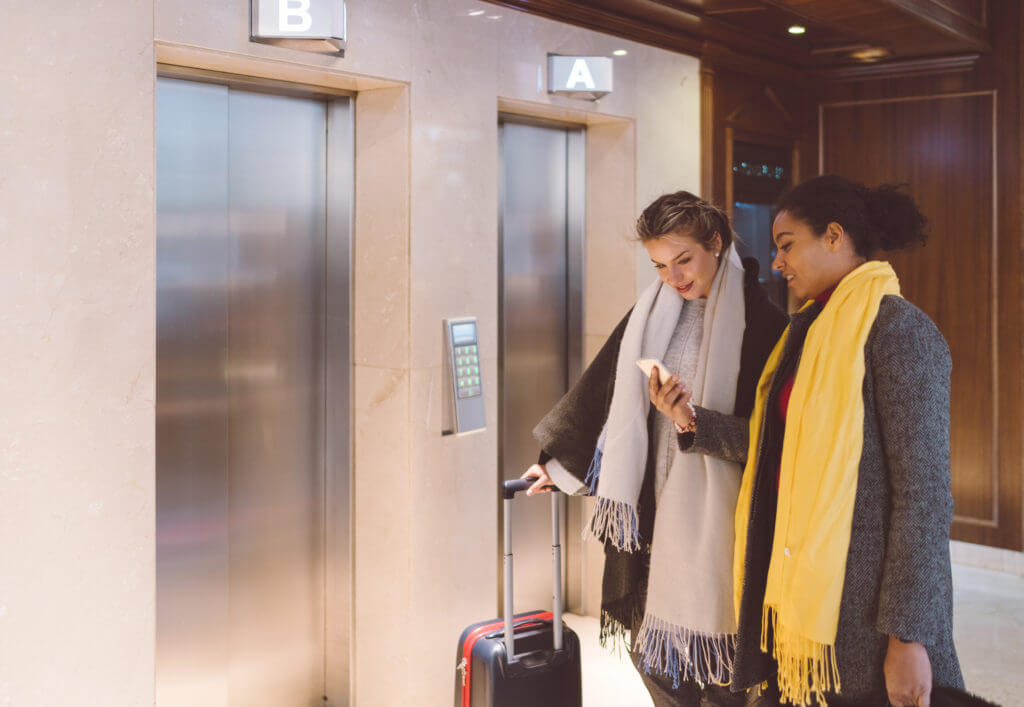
[[454, 479, 583, 707]]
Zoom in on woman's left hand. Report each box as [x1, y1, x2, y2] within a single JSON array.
[[648, 367, 693, 430], [884, 635, 932, 706]]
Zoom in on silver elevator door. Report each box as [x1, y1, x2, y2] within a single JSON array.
[[500, 120, 584, 613], [156, 78, 351, 706]]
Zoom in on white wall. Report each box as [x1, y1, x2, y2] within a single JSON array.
[[1, 1, 700, 704], [0, 2, 155, 705]]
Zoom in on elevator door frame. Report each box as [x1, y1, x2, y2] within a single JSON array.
[[155, 67, 354, 706], [497, 114, 586, 615]]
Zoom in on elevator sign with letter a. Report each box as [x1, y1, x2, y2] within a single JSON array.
[[547, 55, 614, 100], [251, 0, 346, 42]]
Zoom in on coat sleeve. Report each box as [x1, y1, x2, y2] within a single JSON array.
[[680, 408, 750, 464], [532, 309, 631, 486], [871, 301, 955, 646]]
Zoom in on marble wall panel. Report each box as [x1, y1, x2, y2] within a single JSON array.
[[2, 1, 156, 704]]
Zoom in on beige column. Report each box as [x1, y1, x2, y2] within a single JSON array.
[[0, 2, 156, 705]]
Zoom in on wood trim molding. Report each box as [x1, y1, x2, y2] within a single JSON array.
[[816, 53, 981, 82], [482, 0, 807, 65], [883, 0, 990, 51], [481, 0, 707, 55], [820, 90, 1000, 529], [929, 0, 987, 28], [701, 41, 809, 87], [724, 125, 734, 217], [700, 64, 716, 201]]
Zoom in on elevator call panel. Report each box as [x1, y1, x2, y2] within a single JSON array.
[[442, 317, 486, 435]]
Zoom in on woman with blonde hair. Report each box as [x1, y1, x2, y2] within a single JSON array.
[[524, 191, 787, 706]]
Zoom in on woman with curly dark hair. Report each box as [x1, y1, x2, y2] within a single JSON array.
[[686, 175, 964, 706]]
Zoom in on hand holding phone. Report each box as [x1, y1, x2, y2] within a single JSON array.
[[636, 358, 675, 386], [638, 358, 695, 430]]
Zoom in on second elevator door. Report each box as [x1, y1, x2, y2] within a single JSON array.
[[500, 120, 584, 612]]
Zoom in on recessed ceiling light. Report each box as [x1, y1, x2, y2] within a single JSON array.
[[486, 14, 501, 19], [468, 9, 485, 16], [849, 47, 890, 62], [788, 25, 806, 35], [613, 49, 628, 56]]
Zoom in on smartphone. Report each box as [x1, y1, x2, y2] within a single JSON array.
[[636, 358, 675, 386]]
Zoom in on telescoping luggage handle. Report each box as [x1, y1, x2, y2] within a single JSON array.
[[500, 478, 564, 663]]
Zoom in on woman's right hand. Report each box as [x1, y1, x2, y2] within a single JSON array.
[[521, 464, 554, 496], [648, 367, 694, 429]]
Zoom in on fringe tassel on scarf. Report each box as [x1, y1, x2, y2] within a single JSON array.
[[598, 609, 634, 656], [586, 498, 641, 551], [761, 605, 840, 707], [583, 427, 643, 551], [583, 427, 607, 496], [634, 615, 737, 689]]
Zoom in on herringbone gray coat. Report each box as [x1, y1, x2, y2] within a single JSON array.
[[689, 295, 964, 703]]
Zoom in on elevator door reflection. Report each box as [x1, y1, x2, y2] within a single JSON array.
[[156, 77, 350, 706], [500, 120, 583, 613]]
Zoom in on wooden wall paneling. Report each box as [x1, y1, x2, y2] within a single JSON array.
[[701, 63, 716, 201], [811, 0, 1019, 551], [821, 92, 999, 534], [724, 125, 734, 214], [992, 0, 1022, 553], [928, 0, 987, 27], [883, 0, 989, 50], [973, 0, 1019, 552], [1018, 0, 1024, 555]]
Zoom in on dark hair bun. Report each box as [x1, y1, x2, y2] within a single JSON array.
[[775, 175, 928, 257], [863, 184, 928, 251]]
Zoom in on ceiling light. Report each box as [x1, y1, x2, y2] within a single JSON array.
[[486, 14, 502, 19], [788, 25, 806, 35], [849, 47, 890, 62], [613, 49, 628, 56], [468, 9, 485, 16]]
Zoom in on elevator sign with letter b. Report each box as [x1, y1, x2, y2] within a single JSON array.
[[547, 55, 614, 100], [252, 0, 346, 41]]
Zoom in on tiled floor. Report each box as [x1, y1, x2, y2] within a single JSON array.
[[563, 612, 653, 707], [564, 563, 1024, 706], [952, 565, 1024, 707]]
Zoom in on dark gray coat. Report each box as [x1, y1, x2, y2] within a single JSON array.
[[689, 295, 964, 702]]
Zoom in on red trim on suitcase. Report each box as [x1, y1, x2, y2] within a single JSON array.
[[460, 611, 553, 707]]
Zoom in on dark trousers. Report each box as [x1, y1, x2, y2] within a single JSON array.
[[628, 649, 749, 707]]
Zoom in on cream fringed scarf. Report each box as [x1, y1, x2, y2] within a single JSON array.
[[587, 245, 746, 686], [733, 261, 901, 706]]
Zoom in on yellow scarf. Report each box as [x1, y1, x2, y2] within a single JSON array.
[[732, 261, 901, 706]]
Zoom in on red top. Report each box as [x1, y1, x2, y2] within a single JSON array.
[[776, 285, 836, 487]]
